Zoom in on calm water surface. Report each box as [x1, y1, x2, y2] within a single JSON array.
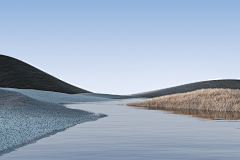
[[2, 99, 240, 160]]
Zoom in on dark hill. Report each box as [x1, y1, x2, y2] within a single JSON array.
[[130, 79, 240, 98], [0, 55, 90, 94]]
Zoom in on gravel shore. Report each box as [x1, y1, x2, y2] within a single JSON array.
[[0, 89, 107, 155]]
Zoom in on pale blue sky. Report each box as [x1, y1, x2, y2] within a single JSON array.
[[1, 0, 240, 94]]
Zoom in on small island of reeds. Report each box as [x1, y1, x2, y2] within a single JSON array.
[[127, 88, 240, 112]]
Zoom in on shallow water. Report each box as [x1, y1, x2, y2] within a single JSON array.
[[2, 99, 240, 160]]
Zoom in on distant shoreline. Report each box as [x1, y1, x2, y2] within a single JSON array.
[[128, 88, 240, 112]]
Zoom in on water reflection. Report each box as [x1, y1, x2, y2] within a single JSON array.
[[132, 106, 240, 120]]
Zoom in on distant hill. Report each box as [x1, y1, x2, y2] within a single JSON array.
[[0, 55, 90, 94], [130, 79, 240, 98]]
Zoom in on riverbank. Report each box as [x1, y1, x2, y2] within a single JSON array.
[[128, 88, 240, 112], [0, 89, 107, 155]]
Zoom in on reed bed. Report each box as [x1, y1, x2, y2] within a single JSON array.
[[134, 106, 240, 120], [127, 88, 240, 112]]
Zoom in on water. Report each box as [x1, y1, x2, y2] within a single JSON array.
[[2, 98, 240, 160]]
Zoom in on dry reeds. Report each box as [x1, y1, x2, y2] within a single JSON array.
[[127, 88, 240, 112], [135, 107, 240, 120]]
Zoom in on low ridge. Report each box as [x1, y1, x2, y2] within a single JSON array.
[[130, 79, 240, 98], [0, 55, 90, 94]]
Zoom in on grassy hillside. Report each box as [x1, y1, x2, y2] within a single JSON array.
[[128, 88, 240, 112], [0, 55, 90, 94], [130, 79, 240, 98]]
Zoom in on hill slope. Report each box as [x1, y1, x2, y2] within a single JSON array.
[[130, 79, 240, 98], [0, 55, 90, 94]]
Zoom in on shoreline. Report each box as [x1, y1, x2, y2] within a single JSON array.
[[0, 89, 107, 156], [128, 88, 240, 112]]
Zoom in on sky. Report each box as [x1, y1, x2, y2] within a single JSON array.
[[0, 0, 240, 95]]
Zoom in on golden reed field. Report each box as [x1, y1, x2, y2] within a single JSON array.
[[128, 89, 240, 112]]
